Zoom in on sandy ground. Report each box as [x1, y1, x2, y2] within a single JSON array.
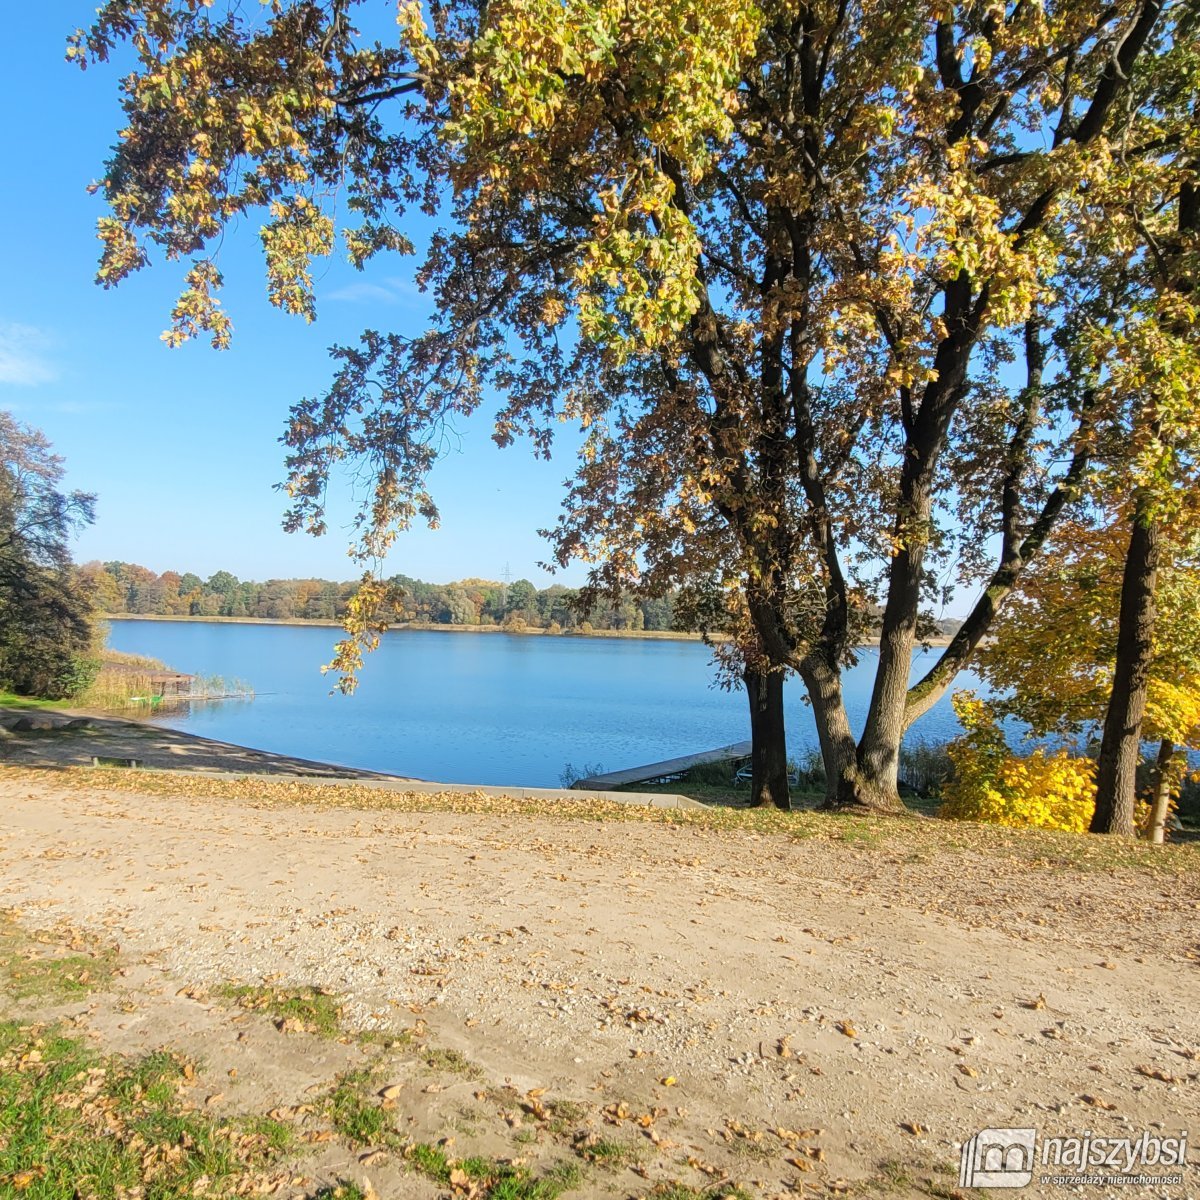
[[1, 771, 1198, 1200], [0, 706, 406, 778]]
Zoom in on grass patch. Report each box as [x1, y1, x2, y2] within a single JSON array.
[[645, 1185, 752, 1200], [836, 819, 887, 848], [423, 1044, 484, 1078], [0, 692, 70, 711], [0, 1022, 291, 1198], [216, 983, 345, 1038], [238, 1113, 296, 1154], [872, 1158, 983, 1199], [406, 1140, 454, 1181], [573, 1133, 640, 1167], [545, 1099, 589, 1138], [324, 1068, 394, 1147], [406, 1141, 583, 1198], [0, 912, 117, 1003], [355, 1026, 413, 1050], [615, 760, 827, 810]]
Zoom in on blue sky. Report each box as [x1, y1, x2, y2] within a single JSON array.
[[0, 6, 587, 586]]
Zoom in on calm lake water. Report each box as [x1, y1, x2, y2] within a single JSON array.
[[106, 620, 979, 786]]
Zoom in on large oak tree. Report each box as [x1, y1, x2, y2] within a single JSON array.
[[76, 0, 1194, 809]]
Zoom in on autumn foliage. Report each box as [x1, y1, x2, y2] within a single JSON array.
[[72, 0, 1199, 817], [940, 695, 1097, 833]]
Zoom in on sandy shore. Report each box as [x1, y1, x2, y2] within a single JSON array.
[[0, 706, 699, 810], [0, 705, 401, 779]]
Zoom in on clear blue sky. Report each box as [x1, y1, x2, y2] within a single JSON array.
[[0, 6, 587, 587]]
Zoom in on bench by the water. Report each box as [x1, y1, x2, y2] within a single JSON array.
[[571, 740, 752, 790]]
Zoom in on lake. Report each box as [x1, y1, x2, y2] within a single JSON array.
[[105, 620, 979, 787]]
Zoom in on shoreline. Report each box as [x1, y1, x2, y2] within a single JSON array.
[[0, 704, 696, 807], [101, 613, 953, 648]]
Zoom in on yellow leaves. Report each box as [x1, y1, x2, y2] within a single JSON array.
[[941, 695, 1097, 833], [162, 260, 232, 350], [446, 0, 759, 174], [436, 0, 762, 358], [573, 177, 706, 356], [968, 35, 993, 75], [95, 217, 148, 287], [322, 574, 405, 694], [260, 198, 334, 321]]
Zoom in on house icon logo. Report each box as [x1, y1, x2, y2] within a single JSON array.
[[959, 1127, 1037, 1188]]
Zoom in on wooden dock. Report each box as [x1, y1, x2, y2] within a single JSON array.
[[571, 740, 752, 790]]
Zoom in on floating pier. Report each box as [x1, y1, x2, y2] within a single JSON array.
[[571, 740, 752, 790]]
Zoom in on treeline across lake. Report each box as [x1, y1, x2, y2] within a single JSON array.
[[82, 561, 687, 632], [84, 561, 969, 637]]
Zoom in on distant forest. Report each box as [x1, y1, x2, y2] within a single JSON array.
[[82, 561, 966, 638], [81, 562, 682, 632]]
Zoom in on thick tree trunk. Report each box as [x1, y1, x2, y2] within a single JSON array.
[[1145, 738, 1176, 845], [847, 624, 913, 812], [798, 651, 857, 806], [1092, 503, 1161, 835], [744, 667, 790, 810], [847, 330, 965, 812], [842, 521, 925, 813]]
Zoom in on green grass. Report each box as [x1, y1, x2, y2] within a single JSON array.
[[573, 1134, 640, 1167], [0, 913, 117, 1003], [216, 983, 345, 1038], [406, 1141, 583, 1199], [871, 1158, 985, 1198], [237, 1113, 296, 1154], [0, 1022, 290, 1198], [0, 692, 70, 711], [616, 760, 827, 809], [407, 1140, 453, 1181], [325, 1068, 394, 1147], [643, 1184, 753, 1200]]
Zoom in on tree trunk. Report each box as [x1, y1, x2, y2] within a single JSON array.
[[1092, 503, 1161, 835], [1145, 738, 1176, 845], [848, 626, 912, 812], [840, 573, 918, 813], [744, 666, 790, 810], [798, 651, 858, 807]]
